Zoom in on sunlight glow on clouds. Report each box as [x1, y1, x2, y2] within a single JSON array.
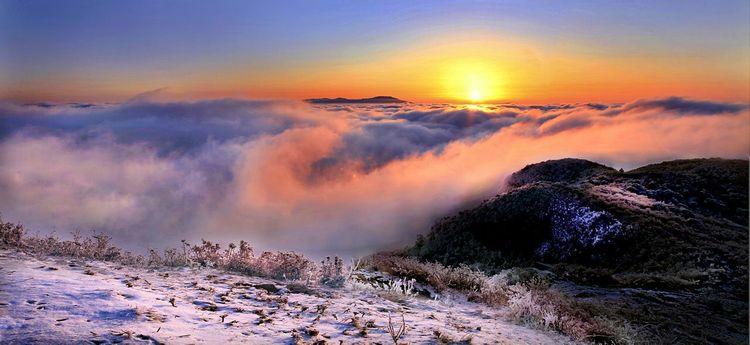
[[0, 97, 747, 255]]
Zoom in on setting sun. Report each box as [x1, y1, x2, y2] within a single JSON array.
[[442, 59, 505, 103], [469, 88, 483, 102]]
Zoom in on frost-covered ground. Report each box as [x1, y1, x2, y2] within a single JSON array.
[[0, 250, 573, 344]]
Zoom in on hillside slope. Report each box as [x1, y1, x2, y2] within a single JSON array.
[[412, 158, 748, 290], [405, 158, 748, 344]]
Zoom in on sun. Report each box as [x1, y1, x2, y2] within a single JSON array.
[[441, 59, 505, 103], [469, 88, 483, 102], [469, 89, 484, 102], [467, 75, 490, 103]]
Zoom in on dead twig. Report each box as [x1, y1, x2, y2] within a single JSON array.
[[387, 312, 406, 344]]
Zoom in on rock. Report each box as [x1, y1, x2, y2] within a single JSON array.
[[253, 283, 280, 294], [286, 283, 317, 295]]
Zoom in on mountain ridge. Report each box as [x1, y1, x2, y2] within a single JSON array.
[[400, 157, 748, 344], [410, 157, 748, 289], [305, 96, 406, 104]]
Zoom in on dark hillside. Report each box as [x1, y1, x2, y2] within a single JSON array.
[[411, 158, 748, 290], [405, 158, 748, 344]]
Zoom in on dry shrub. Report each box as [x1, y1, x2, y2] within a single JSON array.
[[141, 239, 319, 281], [160, 247, 188, 267], [467, 275, 511, 306], [15, 226, 146, 265], [189, 239, 222, 267], [319, 256, 346, 287], [0, 218, 24, 247], [369, 254, 484, 292], [222, 240, 255, 272], [254, 251, 315, 281], [0, 218, 327, 285], [506, 284, 640, 343], [387, 312, 406, 344], [155, 239, 324, 282], [370, 252, 638, 344]]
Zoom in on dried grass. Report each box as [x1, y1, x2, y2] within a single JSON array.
[[0, 216, 344, 287], [369, 253, 639, 344]]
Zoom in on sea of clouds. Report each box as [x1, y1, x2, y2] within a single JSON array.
[[0, 96, 747, 256]]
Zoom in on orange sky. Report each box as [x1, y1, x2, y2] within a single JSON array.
[[8, 37, 748, 104], [220, 39, 750, 104]]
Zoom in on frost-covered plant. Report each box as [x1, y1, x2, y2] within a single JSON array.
[[348, 275, 418, 300], [84, 233, 119, 260], [319, 256, 346, 287], [381, 278, 415, 296], [190, 239, 222, 267], [4, 221, 148, 267], [222, 240, 255, 272], [507, 284, 556, 326], [161, 244, 191, 267], [147, 249, 163, 266], [347, 257, 364, 279], [370, 254, 484, 292], [0, 218, 324, 283], [466, 274, 511, 306], [255, 251, 315, 281], [118, 251, 147, 267], [20, 229, 115, 260], [504, 283, 636, 342], [387, 312, 406, 344], [368, 252, 637, 344], [0, 217, 25, 247]]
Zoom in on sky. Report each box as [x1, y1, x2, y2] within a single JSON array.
[[1, 0, 749, 103], [0, 1, 748, 256]]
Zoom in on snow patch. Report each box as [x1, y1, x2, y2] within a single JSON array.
[[537, 198, 623, 259], [0, 250, 573, 344]]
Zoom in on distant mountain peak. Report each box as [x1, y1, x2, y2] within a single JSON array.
[[305, 96, 406, 104]]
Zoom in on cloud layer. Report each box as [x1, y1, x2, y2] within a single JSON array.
[[1, 97, 747, 256]]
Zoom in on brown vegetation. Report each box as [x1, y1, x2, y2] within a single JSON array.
[[0, 216, 346, 286]]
